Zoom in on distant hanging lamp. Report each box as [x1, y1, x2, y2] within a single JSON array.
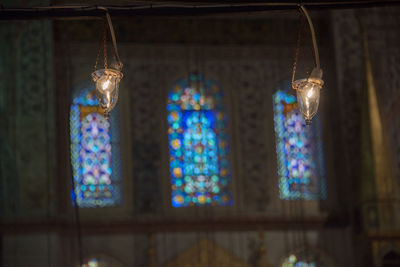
[[292, 6, 323, 125], [92, 10, 123, 117]]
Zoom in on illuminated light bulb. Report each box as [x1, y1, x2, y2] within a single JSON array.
[[293, 68, 323, 125], [102, 79, 110, 91], [92, 68, 123, 116]]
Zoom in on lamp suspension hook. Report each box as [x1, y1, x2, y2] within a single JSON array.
[[291, 5, 323, 125], [91, 7, 123, 115]]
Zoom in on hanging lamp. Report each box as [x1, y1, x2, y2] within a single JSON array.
[[292, 6, 323, 125], [92, 10, 123, 117]]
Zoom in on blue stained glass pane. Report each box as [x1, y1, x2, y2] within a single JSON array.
[[70, 87, 122, 208], [273, 85, 326, 200], [168, 73, 232, 207]]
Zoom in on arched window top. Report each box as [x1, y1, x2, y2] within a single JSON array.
[[167, 72, 231, 207], [70, 87, 122, 208], [273, 80, 326, 200], [168, 72, 223, 111], [72, 87, 98, 106]]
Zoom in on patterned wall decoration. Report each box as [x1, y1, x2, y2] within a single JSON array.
[[0, 130, 19, 216], [390, 101, 400, 187], [55, 18, 328, 46], [14, 20, 56, 213], [230, 62, 271, 212], [0, 25, 19, 216], [331, 10, 364, 202], [123, 54, 274, 213], [332, 8, 400, 266], [70, 88, 122, 208], [363, 8, 400, 191], [128, 64, 163, 214], [386, 51, 400, 180], [273, 84, 326, 200], [167, 72, 232, 207], [65, 38, 327, 215]]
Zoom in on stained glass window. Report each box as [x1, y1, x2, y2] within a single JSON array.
[[80, 255, 124, 267], [70, 87, 121, 208], [283, 254, 317, 267], [282, 252, 331, 267], [273, 83, 326, 200], [167, 73, 232, 207]]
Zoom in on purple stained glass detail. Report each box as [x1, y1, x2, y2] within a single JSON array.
[[273, 87, 326, 200], [70, 88, 121, 207], [167, 73, 232, 207]]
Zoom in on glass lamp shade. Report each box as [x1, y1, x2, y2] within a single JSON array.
[[293, 68, 323, 125], [91, 68, 123, 115]]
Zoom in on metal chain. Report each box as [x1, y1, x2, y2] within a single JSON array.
[[94, 32, 102, 72], [292, 11, 303, 89], [103, 24, 108, 70], [94, 22, 107, 72]]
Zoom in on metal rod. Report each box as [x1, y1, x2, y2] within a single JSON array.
[[0, 1, 399, 20], [98, 7, 122, 68], [300, 5, 320, 69]]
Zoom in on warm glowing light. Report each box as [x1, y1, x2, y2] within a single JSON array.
[[290, 6, 324, 125], [102, 80, 110, 91], [91, 10, 123, 117], [307, 87, 314, 98], [92, 68, 123, 115], [293, 68, 323, 125]]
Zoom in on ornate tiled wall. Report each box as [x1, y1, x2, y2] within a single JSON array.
[[0, 20, 56, 217], [94, 44, 320, 215], [364, 8, 400, 193], [6, 7, 398, 266], [332, 7, 400, 267]]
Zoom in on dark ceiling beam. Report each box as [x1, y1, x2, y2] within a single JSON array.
[[0, 215, 348, 234], [0, 1, 399, 20], [142, 0, 398, 5]]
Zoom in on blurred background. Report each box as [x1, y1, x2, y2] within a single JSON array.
[[1, 0, 400, 266]]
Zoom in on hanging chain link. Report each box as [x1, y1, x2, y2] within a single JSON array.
[[94, 35, 102, 72], [94, 22, 108, 72], [292, 11, 303, 89], [103, 24, 108, 70]]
